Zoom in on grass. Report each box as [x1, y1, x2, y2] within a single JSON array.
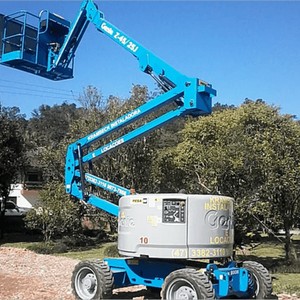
[[236, 237, 300, 296], [250, 242, 284, 258], [1, 240, 40, 249], [236, 242, 285, 269], [1, 232, 300, 296], [57, 242, 118, 260], [272, 273, 300, 296]]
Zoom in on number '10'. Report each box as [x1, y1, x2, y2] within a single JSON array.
[[140, 237, 149, 244]]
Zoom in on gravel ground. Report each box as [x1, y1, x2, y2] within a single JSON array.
[[0, 247, 152, 300], [0, 246, 299, 300], [0, 247, 78, 300]]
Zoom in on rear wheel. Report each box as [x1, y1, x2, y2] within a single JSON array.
[[243, 261, 272, 299], [71, 260, 113, 300], [161, 268, 215, 300]]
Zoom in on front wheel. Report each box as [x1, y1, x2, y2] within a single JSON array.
[[161, 268, 215, 300], [243, 261, 272, 299], [71, 260, 114, 300]]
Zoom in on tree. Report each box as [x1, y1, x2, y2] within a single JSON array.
[[25, 181, 83, 241], [29, 85, 161, 235], [28, 102, 79, 148], [257, 112, 300, 261], [26, 102, 81, 181], [77, 85, 105, 111], [68, 85, 160, 194], [212, 102, 235, 112], [170, 100, 300, 260], [0, 104, 26, 238], [151, 148, 186, 193]]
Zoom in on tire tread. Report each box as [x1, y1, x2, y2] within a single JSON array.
[[71, 259, 114, 300], [243, 260, 273, 298], [161, 268, 215, 299]]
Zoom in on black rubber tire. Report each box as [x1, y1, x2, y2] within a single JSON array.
[[71, 259, 114, 300], [243, 261, 273, 299], [161, 268, 215, 300]]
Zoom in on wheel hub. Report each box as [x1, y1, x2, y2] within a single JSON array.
[[175, 285, 197, 300], [82, 274, 96, 290], [75, 268, 98, 299]]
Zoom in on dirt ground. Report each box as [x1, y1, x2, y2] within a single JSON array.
[[0, 247, 155, 300], [0, 246, 299, 300]]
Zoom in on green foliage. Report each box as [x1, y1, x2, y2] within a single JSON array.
[[0, 105, 26, 198], [60, 234, 96, 248], [7, 82, 299, 263], [25, 181, 83, 241], [103, 242, 119, 258], [25, 236, 97, 254], [77, 85, 105, 110], [27, 241, 68, 254], [26, 102, 81, 181], [151, 149, 186, 192], [0, 105, 26, 238], [25, 234, 101, 254], [28, 102, 80, 148], [212, 102, 236, 112], [168, 100, 300, 260], [68, 84, 160, 194], [21, 85, 162, 239]]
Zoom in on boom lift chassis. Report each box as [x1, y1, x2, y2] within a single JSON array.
[[0, 1, 273, 299]]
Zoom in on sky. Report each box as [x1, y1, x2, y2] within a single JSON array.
[[0, 0, 300, 119]]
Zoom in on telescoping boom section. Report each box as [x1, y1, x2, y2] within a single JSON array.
[[0, 0, 216, 213], [60, 0, 216, 214]]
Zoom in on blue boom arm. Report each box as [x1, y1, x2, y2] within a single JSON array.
[[0, 0, 216, 216], [62, 0, 216, 216], [50, 0, 187, 88]]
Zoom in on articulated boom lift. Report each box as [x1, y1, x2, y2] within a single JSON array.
[[0, 1, 273, 299]]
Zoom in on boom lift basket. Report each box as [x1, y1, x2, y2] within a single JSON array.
[[0, 10, 73, 80]]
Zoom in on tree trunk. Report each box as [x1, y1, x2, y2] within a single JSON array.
[[0, 210, 4, 239], [284, 222, 298, 261], [0, 197, 6, 239]]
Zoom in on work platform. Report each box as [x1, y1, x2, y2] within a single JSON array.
[[0, 10, 73, 80]]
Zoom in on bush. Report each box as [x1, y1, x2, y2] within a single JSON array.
[[61, 234, 96, 249], [25, 181, 83, 241], [25, 181, 109, 243], [103, 243, 119, 257], [27, 241, 68, 254]]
